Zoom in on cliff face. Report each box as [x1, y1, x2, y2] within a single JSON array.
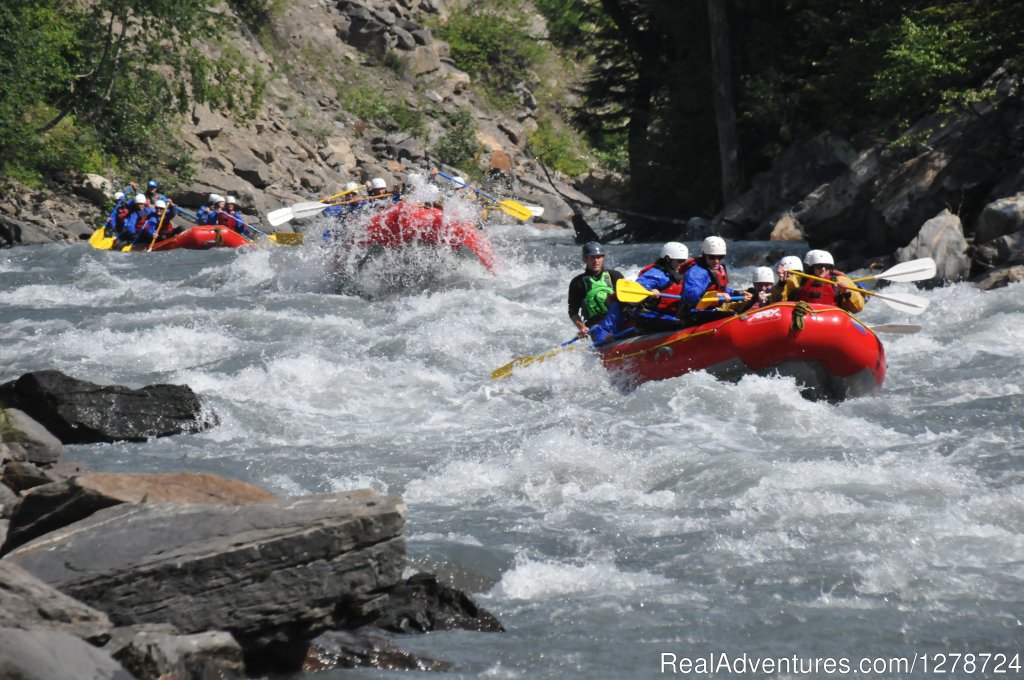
[[0, 0, 619, 247]]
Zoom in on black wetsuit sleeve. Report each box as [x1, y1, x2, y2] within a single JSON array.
[[567, 274, 586, 318]]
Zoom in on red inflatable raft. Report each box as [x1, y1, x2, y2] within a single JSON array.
[[148, 226, 251, 251], [362, 202, 496, 273], [595, 302, 886, 401]]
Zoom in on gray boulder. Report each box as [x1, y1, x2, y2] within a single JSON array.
[[974, 193, 1024, 244], [5, 490, 406, 650], [0, 628, 136, 680], [895, 209, 971, 283], [0, 561, 112, 642], [112, 630, 245, 680], [1, 407, 64, 465]]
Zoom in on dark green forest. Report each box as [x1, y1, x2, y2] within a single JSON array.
[[2, 0, 1022, 229]]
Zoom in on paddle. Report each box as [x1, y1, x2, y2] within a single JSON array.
[[90, 192, 127, 250], [322, 185, 362, 203], [615, 279, 744, 305], [267, 201, 331, 227], [437, 172, 532, 222], [491, 337, 581, 381], [851, 257, 936, 284], [790, 270, 929, 315], [146, 202, 173, 252], [266, 194, 393, 227]]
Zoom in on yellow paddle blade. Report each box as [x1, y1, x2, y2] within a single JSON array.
[[269, 232, 304, 246], [323, 186, 361, 202], [615, 279, 657, 304], [498, 199, 532, 222], [88, 228, 115, 250]]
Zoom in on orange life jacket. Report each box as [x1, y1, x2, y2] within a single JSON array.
[[792, 270, 849, 306]]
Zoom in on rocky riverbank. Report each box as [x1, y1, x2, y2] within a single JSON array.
[[0, 370, 501, 679], [1, 0, 1023, 288]]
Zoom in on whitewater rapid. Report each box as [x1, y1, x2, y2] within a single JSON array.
[[1, 224, 1021, 678]]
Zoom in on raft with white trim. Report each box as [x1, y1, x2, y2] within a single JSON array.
[[595, 302, 886, 401]]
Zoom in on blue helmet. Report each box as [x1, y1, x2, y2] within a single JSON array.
[[147, 180, 158, 189], [582, 241, 605, 258]]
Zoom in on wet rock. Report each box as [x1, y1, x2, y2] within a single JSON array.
[[972, 263, 1024, 290], [298, 628, 451, 672], [972, 230, 1024, 268], [0, 370, 215, 444], [363, 573, 504, 633]]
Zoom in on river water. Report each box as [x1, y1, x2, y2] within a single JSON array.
[[1, 218, 1022, 679]]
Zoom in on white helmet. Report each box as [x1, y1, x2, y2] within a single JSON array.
[[370, 177, 387, 190], [753, 266, 775, 284], [154, 199, 167, 209], [701, 235, 727, 256], [779, 255, 804, 272], [804, 249, 835, 267], [661, 241, 689, 260], [225, 195, 237, 204], [207, 193, 221, 203], [451, 176, 467, 187], [134, 193, 147, 205], [344, 181, 360, 192], [114, 191, 124, 201]]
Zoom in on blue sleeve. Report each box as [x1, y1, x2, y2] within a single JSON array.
[[636, 268, 670, 291], [682, 268, 711, 308], [589, 301, 623, 344]]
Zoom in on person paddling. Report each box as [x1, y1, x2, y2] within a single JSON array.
[[567, 241, 624, 338], [111, 193, 150, 249], [680, 236, 751, 326], [588, 242, 692, 343], [739, 266, 776, 312], [197, 193, 222, 225], [217, 196, 247, 235], [771, 255, 804, 302], [138, 199, 178, 242], [790, 249, 865, 314]]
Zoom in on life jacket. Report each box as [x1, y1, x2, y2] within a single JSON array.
[[218, 211, 244, 232], [792, 270, 848, 306], [582, 271, 615, 322], [638, 262, 684, 314]]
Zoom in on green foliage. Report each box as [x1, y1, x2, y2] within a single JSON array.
[[338, 83, 425, 137], [434, 109, 482, 169], [0, 0, 267, 185], [432, 3, 543, 96], [527, 117, 590, 177]]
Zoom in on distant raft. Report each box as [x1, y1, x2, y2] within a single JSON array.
[[594, 302, 886, 401], [361, 202, 496, 273], [88, 226, 252, 251]]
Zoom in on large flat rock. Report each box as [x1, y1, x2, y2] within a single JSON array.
[[4, 490, 406, 648], [0, 560, 112, 642]]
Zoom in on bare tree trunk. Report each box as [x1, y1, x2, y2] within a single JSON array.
[[708, 0, 741, 204]]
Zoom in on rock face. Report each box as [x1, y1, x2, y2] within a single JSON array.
[[0, 0, 611, 247], [0, 370, 215, 443], [714, 68, 1024, 281], [5, 490, 407, 649]]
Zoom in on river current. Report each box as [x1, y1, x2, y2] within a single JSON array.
[[1, 217, 1022, 679]]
